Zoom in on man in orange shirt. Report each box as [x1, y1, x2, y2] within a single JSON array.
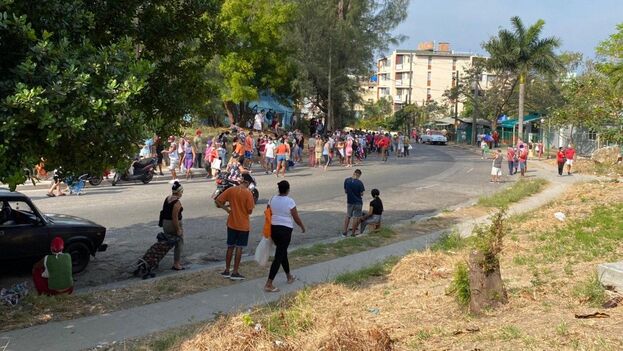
[[214, 173, 255, 280], [244, 131, 254, 168]]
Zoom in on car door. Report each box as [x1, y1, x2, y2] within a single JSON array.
[[0, 199, 50, 261]]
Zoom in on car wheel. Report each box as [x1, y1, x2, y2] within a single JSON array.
[[66, 242, 91, 274], [112, 173, 121, 186]]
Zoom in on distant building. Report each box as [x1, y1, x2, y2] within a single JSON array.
[[373, 42, 493, 113]]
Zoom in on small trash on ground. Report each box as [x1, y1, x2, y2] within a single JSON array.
[[554, 212, 566, 222], [574, 311, 610, 319], [368, 307, 380, 315], [602, 296, 622, 309], [0, 282, 29, 306]]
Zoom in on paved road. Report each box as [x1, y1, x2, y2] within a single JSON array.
[[1, 144, 496, 288]]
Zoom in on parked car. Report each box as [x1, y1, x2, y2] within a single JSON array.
[[0, 189, 107, 273], [421, 131, 448, 145]]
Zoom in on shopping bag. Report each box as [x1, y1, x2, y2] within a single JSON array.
[[254, 237, 274, 266], [263, 206, 272, 238], [408, 144, 413, 150]]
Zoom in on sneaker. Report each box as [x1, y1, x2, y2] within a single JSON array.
[[220, 270, 230, 278], [229, 273, 245, 281]]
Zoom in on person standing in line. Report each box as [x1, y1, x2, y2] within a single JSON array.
[[244, 131, 255, 169], [314, 135, 323, 168], [162, 136, 179, 181], [397, 133, 404, 158], [481, 139, 488, 159], [193, 130, 204, 169], [564, 144, 576, 175], [214, 173, 255, 281], [155, 136, 165, 175], [345, 136, 353, 167], [161, 181, 186, 270], [490, 149, 503, 183], [518, 144, 528, 177], [403, 134, 410, 157], [308, 134, 316, 166], [253, 109, 264, 132], [275, 137, 289, 177], [265, 137, 276, 174], [506, 147, 515, 175], [343, 169, 365, 237], [181, 139, 196, 180], [263, 180, 306, 292], [556, 147, 566, 176]]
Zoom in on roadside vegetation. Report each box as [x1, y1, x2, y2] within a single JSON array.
[[153, 181, 623, 350], [477, 178, 548, 208]]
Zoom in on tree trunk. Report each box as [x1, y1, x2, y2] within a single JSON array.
[[517, 73, 525, 142], [224, 101, 237, 126], [468, 250, 508, 314]]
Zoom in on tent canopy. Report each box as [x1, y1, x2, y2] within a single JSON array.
[[500, 114, 542, 128]]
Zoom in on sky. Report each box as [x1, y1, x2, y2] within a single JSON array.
[[389, 0, 623, 59]]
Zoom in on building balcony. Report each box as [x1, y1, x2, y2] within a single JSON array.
[[395, 80, 403, 87], [393, 95, 403, 103], [395, 63, 403, 71]]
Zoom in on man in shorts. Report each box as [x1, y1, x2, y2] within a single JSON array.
[[244, 131, 254, 168], [214, 173, 255, 280], [343, 169, 365, 237], [490, 149, 503, 183], [564, 144, 576, 175]]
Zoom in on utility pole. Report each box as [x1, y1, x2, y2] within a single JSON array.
[[454, 70, 459, 143], [407, 53, 414, 134], [471, 74, 479, 145], [327, 44, 332, 131]]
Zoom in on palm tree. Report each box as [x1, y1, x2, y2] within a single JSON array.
[[483, 16, 561, 141]]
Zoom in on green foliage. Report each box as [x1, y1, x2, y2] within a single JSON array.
[[334, 256, 400, 286], [477, 178, 548, 208], [573, 274, 606, 307], [0, 1, 154, 189], [472, 209, 507, 274], [499, 325, 522, 340], [263, 289, 313, 338], [431, 231, 466, 252], [448, 261, 470, 307], [218, 0, 297, 124], [357, 97, 392, 130], [287, 0, 409, 130], [596, 23, 623, 92]]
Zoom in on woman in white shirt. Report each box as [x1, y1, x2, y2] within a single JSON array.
[[264, 180, 306, 292]]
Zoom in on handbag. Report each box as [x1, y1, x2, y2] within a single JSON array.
[[263, 196, 274, 238]]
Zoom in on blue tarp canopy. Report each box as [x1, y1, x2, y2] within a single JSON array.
[[248, 91, 296, 127], [499, 114, 541, 128]]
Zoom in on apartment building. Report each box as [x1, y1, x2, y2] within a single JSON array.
[[375, 42, 493, 114]]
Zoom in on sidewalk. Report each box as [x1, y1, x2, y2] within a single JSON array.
[[0, 161, 595, 351]]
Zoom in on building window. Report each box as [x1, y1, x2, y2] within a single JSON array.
[[426, 88, 431, 101], [427, 72, 431, 80], [588, 130, 598, 141], [396, 55, 403, 64]]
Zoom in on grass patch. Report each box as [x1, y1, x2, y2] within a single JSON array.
[[334, 256, 401, 286], [535, 204, 623, 263], [447, 261, 470, 307], [573, 274, 606, 307], [261, 289, 314, 338], [431, 231, 466, 252], [478, 178, 548, 208], [291, 227, 396, 259], [499, 325, 522, 340], [130, 323, 204, 351]]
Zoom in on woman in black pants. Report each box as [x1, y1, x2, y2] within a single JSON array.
[[264, 180, 306, 292]]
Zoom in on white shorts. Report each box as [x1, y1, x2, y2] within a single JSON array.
[[565, 159, 573, 166], [491, 167, 502, 176], [169, 158, 179, 170]]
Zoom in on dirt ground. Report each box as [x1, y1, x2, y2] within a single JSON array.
[[177, 180, 623, 351]]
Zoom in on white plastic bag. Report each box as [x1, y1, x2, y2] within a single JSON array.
[[254, 237, 274, 267]]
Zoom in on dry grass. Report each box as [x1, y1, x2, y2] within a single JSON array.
[[542, 158, 623, 178], [172, 181, 623, 351]]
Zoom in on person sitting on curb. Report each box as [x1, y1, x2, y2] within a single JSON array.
[[32, 237, 74, 295], [356, 188, 383, 234]]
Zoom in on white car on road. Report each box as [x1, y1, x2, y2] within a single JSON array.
[[421, 131, 448, 145]]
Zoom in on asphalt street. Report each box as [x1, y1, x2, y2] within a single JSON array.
[[2, 144, 498, 288]]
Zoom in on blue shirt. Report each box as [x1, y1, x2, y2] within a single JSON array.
[[344, 177, 365, 204]]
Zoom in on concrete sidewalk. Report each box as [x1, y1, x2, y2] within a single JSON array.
[[0, 230, 446, 351], [0, 161, 596, 351]]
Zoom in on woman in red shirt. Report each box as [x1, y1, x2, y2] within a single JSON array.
[[556, 147, 565, 176]]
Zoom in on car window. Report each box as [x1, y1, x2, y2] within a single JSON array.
[[0, 200, 38, 226]]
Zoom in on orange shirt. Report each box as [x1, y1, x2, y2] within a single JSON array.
[[276, 143, 288, 155], [219, 186, 254, 231], [244, 136, 253, 152], [234, 142, 244, 155]]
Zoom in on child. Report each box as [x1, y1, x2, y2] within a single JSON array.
[[357, 189, 383, 235]]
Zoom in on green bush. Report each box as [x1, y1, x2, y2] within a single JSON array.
[[573, 274, 606, 307], [448, 261, 471, 307]]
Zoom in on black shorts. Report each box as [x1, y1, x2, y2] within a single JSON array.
[[227, 227, 249, 248]]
